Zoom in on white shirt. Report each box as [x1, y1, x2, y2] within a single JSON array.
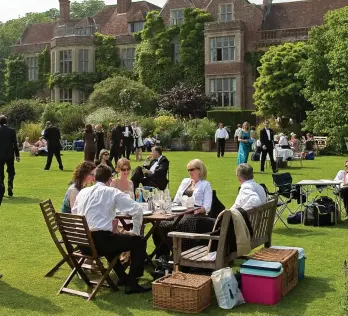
[[124, 126, 130, 137], [334, 170, 348, 188], [279, 136, 288, 146], [150, 155, 162, 173], [72, 182, 143, 235], [231, 179, 267, 211], [265, 128, 271, 141], [173, 178, 212, 213], [234, 127, 242, 138], [215, 128, 229, 142]]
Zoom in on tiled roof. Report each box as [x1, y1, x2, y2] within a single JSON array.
[[263, 0, 348, 30], [19, 22, 55, 44]]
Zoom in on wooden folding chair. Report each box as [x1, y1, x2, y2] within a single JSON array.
[[55, 213, 119, 300], [39, 199, 74, 277]]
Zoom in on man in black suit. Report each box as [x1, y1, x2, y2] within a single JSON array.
[[109, 120, 123, 165], [0, 115, 20, 201], [260, 120, 277, 173], [43, 121, 63, 171], [122, 120, 133, 160], [131, 146, 169, 190]]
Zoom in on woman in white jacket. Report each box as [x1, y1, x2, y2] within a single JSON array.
[[133, 121, 144, 161], [153, 159, 213, 257]]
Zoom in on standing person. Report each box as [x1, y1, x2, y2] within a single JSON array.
[[260, 119, 277, 173], [106, 123, 114, 150], [122, 120, 133, 160], [237, 122, 253, 165], [234, 124, 242, 151], [110, 120, 123, 166], [83, 124, 96, 162], [95, 124, 105, 160], [215, 123, 229, 158], [0, 115, 20, 200], [44, 121, 63, 171], [133, 121, 144, 161], [334, 160, 348, 220]]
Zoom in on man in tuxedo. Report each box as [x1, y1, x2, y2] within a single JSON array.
[[109, 120, 123, 165], [0, 115, 20, 201], [131, 146, 169, 190], [260, 120, 277, 173], [43, 121, 64, 171], [122, 120, 133, 160]]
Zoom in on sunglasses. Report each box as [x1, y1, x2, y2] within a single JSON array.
[[103, 153, 109, 156], [187, 168, 197, 172], [121, 168, 130, 171]]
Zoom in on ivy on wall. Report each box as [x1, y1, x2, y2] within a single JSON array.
[[244, 51, 265, 78], [38, 45, 51, 83], [48, 72, 101, 93]]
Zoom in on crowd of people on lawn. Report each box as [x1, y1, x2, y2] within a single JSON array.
[[1, 113, 348, 295]]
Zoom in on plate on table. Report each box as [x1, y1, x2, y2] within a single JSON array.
[[171, 206, 187, 212], [143, 210, 153, 216]]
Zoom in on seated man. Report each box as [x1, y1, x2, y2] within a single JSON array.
[[231, 163, 267, 210], [279, 134, 291, 149], [72, 164, 150, 294], [131, 146, 169, 190], [334, 160, 348, 220]]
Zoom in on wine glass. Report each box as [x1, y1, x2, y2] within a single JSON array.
[[142, 189, 150, 202], [162, 198, 172, 214]]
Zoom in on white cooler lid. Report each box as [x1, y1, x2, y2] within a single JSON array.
[[271, 246, 305, 259]]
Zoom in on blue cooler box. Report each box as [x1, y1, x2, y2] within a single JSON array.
[[271, 246, 305, 280]]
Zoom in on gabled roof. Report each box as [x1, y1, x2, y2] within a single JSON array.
[[263, 0, 348, 30], [18, 22, 55, 44]]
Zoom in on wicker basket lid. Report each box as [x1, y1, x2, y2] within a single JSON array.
[[252, 248, 298, 263], [157, 272, 211, 289]]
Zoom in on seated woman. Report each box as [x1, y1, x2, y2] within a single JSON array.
[[153, 159, 213, 257], [111, 158, 134, 198], [61, 161, 96, 213], [95, 149, 116, 175], [34, 136, 48, 156], [22, 137, 32, 152], [334, 160, 348, 220]]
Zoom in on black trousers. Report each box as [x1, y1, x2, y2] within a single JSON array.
[[0, 158, 15, 194], [45, 148, 63, 170], [131, 166, 153, 190], [91, 231, 146, 286], [109, 146, 122, 166], [261, 147, 277, 172], [123, 138, 132, 160], [340, 187, 348, 216], [217, 138, 226, 157]]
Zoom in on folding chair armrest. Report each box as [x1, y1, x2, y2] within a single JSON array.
[[168, 231, 220, 241]]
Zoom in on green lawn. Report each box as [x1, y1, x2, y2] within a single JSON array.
[[0, 151, 347, 316]]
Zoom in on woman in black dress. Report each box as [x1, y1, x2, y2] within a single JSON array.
[[95, 124, 105, 160]]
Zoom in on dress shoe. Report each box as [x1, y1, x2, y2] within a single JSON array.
[[125, 283, 152, 295], [273, 169, 279, 173], [59, 166, 64, 171], [44, 168, 49, 170], [8, 188, 13, 197]]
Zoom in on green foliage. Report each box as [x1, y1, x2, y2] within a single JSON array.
[[38, 46, 50, 83], [244, 51, 265, 78], [18, 122, 42, 143], [254, 42, 311, 121], [158, 83, 215, 118], [180, 9, 213, 86], [70, 0, 105, 19], [255, 117, 282, 137], [140, 117, 156, 137], [1, 99, 45, 129], [186, 118, 217, 149], [88, 75, 157, 115], [300, 7, 348, 151], [207, 110, 256, 130], [85, 107, 117, 127], [48, 72, 101, 92], [94, 32, 120, 78]]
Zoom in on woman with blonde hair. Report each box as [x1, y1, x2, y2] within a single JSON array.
[[133, 121, 144, 161], [96, 149, 115, 174], [237, 121, 253, 165], [111, 158, 134, 198], [153, 159, 213, 256]]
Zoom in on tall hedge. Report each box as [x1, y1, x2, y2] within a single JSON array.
[[207, 110, 256, 129]]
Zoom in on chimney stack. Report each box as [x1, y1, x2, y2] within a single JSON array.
[[59, 0, 71, 22], [118, 0, 131, 14]]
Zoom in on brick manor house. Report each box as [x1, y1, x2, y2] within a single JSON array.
[[12, 0, 348, 107]]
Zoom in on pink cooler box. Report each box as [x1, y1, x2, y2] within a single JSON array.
[[241, 260, 283, 305]]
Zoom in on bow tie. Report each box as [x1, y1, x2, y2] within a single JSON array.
[[153, 159, 158, 162]]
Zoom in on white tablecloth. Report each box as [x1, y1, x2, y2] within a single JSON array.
[[274, 148, 294, 162]]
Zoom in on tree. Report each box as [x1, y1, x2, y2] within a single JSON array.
[[158, 83, 216, 118], [70, 0, 105, 19], [88, 75, 157, 115], [300, 7, 348, 151], [253, 42, 311, 121]]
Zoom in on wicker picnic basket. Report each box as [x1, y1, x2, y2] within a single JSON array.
[[252, 248, 298, 296], [152, 272, 212, 313]]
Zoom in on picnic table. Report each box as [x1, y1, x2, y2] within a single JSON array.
[[116, 207, 200, 265]]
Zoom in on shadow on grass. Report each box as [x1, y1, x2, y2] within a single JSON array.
[[273, 227, 328, 237], [0, 281, 63, 313], [2, 196, 42, 204]]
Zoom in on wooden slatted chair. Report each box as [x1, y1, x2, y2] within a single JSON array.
[[55, 212, 119, 300], [168, 198, 278, 271], [40, 199, 74, 277]]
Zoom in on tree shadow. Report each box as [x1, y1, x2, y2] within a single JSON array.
[[1, 196, 42, 204], [272, 227, 328, 237], [0, 281, 63, 314]]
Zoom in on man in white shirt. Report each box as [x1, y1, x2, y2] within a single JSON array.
[[279, 134, 290, 148], [234, 124, 242, 151], [334, 160, 348, 220], [72, 164, 150, 294], [231, 163, 267, 211], [215, 123, 229, 158]]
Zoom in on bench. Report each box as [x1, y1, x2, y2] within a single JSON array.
[[168, 198, 278, 271], [313, 136, 327, 150]]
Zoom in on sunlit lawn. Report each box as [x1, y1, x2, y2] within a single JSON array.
[[0, 151, 347, 315]]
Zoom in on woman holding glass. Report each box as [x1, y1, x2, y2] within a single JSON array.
[[237, 121, 253, 165], [153, 159, 213, 257]]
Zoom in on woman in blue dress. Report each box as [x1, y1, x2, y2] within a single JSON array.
[[237, 121, 254, 165]]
